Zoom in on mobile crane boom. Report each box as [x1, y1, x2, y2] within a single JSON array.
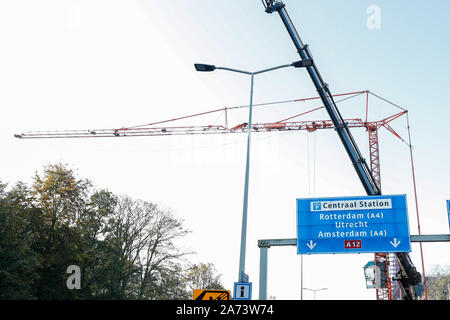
[[262, 0, 380, 196], [262, 0, 421, 299]]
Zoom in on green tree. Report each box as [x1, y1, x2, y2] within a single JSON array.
[[77, 189, 118, 299], [30, 163, 92, 299], [0, 181, 40, 299]]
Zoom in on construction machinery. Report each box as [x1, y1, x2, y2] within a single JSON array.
[[261, 0, 422, 299], [14, 0, 424, 299]]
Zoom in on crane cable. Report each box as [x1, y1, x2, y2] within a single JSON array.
[[406, 113, 428, 300], [124, 92, 366, 131]]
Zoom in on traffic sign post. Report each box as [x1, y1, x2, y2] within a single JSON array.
[[297, 194, 411, 254]]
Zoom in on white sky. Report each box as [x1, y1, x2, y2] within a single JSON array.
[[0, 0, 449, 300]]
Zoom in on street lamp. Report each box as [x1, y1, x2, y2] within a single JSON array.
[[303, 287, 328, 300], [195, 59, 313, 284]]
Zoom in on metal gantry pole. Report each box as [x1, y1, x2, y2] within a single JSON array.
[[259, 245, 268, 300], [300, 254, 304, 300]]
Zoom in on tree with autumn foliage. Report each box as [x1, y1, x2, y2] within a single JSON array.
[[185, 262, 225, 291], [0, 163, 222, 300]]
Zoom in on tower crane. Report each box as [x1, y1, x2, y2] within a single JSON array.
[[14, 89, 417, 298]]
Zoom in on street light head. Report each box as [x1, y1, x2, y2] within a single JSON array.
[[194, 63, 216, 72], [292, 59, 314, 68]]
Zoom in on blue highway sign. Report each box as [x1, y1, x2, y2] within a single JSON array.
[[297, 194, 411, 254]]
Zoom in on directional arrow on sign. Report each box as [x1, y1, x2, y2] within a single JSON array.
[[306, 240, 317, 250], [390, 238, 401, 248]]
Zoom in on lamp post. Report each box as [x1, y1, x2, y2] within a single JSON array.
[[303, 287, 328, 300], [195, 59, 313, 284]]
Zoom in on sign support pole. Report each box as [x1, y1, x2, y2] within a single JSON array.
[[259, 246, 269, 300]]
